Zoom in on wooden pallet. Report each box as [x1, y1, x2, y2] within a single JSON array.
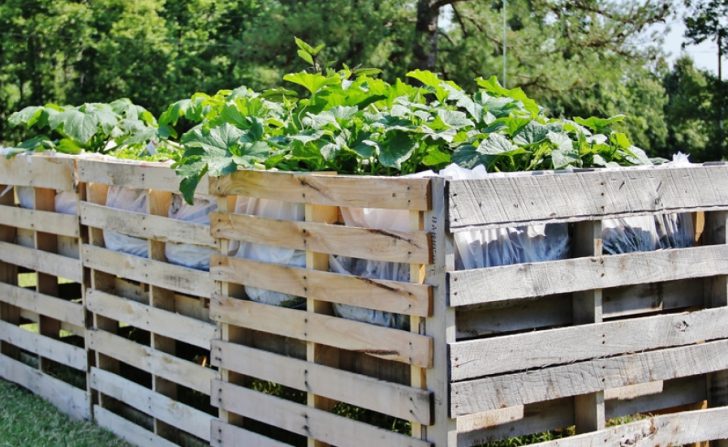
[[208, 171, 449, 447], [0, 153, 89, 420], [446, 164, 728, 446], [79, 157, 218, 446]]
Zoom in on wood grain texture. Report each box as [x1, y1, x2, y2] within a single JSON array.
[[448, 164, 728, 230], [0, 321, 85, 370], [210, 295, 433, 368], [606, 377, 707, 420], [0, 282, 84, 327], [449, 244, 728, 306], [77, 157, 209, 193], [212, 380, 432, 447], [90, 367, 213, 441], [0, 356, 88, 420], [209, 170, 430, 210], [94, 406, 178, 447], [82, 245, 215, 297], [451, 307, 728, 380], [88, 330, 215, 395], [450, 338, 728, 415], [0, 154, 75, 190], [211, 255, 431, 317], [0, 241, 82, 282], [211, 211, 431, 264], [0, 204, 79, 237], [211, 340, 432, 424], [210, 420, 290, 447], [527, 407, 728, 447], [81, 202, 216, 247], [86, 289, 217, 349]]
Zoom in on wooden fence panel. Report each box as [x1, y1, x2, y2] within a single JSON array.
[[0, 154, 89, 420]]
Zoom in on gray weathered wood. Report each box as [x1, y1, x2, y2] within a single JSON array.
[[527, 407, 728, 447], [451, 306, 728, 380], [448, 164, 728, 230], [605, 377, 707, 420], [450, 338, 728, 416], [449, 244, 728, 306]]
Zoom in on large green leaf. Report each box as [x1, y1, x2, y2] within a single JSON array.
[[58, 109, 99, 144], [283, 72, 339, 95], [379, 130, 417, 169]]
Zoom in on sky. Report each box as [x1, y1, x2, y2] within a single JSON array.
[[660, 14, 725, 77]]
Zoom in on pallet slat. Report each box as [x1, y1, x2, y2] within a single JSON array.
[[0, 154, 75, 190], [449, 244, 728, 306], [528, 407, 728, 447], [0, 204, 79, 237], [94, 406, 178, 447], [451, 306, 728, 380], [211, 212, 431, 264], [210, 170, 431, 210], [212, 381, 432, 447], [0, 321, 86, 370], [77, 158, 208, 194], [211, 419, 290, 447], [0, 241, 82, 282], [211, 340, 432, 424], [91, 367, 213, 441], [211, 295, 432, 368], [212, 256, 431, 317], [88, 330, 215, 395], [83, 245, 215, 297], [448, 164, 728, 230], [81, 202, 216, 247], [450, 338, 728, 416], [0, 356, 89, 420], [86, 289, 216, 349], [0, 282, 84, 327]]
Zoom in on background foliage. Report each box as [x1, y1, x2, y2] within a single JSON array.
[[0, 0, 725, 160]]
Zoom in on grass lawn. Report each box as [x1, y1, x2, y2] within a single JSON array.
[[0, 379, 130, 447]]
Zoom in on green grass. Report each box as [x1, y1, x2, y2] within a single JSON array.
[[0, 379, 130, 447]]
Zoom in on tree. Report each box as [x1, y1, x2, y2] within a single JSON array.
[[684, 0, 727, 80]]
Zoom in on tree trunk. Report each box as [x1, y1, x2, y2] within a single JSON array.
[[412, 0, 440, 71]]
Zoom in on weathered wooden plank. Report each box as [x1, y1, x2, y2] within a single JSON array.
[[90, 367, 213, 441], [212, 380, 431, 447], [0, 282, 84, 327], [211, 255, 431, 317], [77, 157, 210, 194], [451, 306, 728, 380], [94, 406, 178, 447], [210, 295, 432, 368], [448, 164, 728, 230], [449, 244, 728, 306], [211, 419, 290, 447], [0, 321, 85, 370], [82, 245, 215, 297], [0, 241, 82, 282], [528, 407, 728, 447], [603, 278, 704, 319], [0, 356, 88, 420], [0, 154, 75, 190], [211, 212, 431, 264], [209, 170, 431, 210], [606, 377, 707, 420], [88, 330, 215, 395], [211, 340, 431, 424], [0, 204, 79, 237], [81, 202, 215, 247], [456, 398, 573, 447], [86, 289, 217, 349], [456, 294, 571, 339], [450, 338, 728, 416]]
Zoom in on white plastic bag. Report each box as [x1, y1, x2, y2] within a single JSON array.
[[165, 194, 217, 270], [439, 164, 571, 270], [330, 206, 415, 329], [103, 186, 149, 257], [234, 197, 305, 307], [54, 191, 78, 215]]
